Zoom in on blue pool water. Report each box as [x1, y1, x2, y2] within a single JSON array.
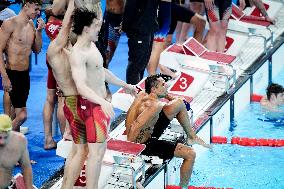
[[190, 103, 284, 189], [190, 73, 284, 189]]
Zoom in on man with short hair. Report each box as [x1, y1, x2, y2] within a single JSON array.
[[0, 0, 44, 132], [69, 8, 136, 189], [0, 0, 16, 119], [43, 0, 67, 150], [126, 74, 211, 189], [261, 83, 284, 112], [0, 114, 33, 189], [46, 0, 84, 187]]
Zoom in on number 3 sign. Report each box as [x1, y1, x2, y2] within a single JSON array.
[[170, 72, 194, 92]]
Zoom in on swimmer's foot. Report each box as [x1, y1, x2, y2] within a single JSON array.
[[44, 140, 57, 150]]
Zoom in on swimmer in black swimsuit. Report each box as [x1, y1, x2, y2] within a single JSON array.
[[204, 0, 232, 52]]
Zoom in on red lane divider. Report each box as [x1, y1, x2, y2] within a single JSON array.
[[211, 136, 227, 144], [251, 94, 263, 102], [211, 136, 284, 147], [231, 137, 284, 147], [166, 185, 233, 189]]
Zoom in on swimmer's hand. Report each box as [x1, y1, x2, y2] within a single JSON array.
[[36, 18, 45, 31], [187, 137, 213, 149], [204, 0, 214, 10], [100, 100, 115, 119], [124, 84, 138, 97], [2, 76, 12, 92]]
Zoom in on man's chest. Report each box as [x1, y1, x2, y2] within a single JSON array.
[[85, 49, 104, 69], [0, 148, 20, 168], [11, 25, 35, 46]]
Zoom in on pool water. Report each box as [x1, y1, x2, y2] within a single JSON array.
[[190, 102, 284, 189], [189, 72, 284, 189]]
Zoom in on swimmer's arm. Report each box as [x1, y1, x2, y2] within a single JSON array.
[[52, 0, 67, 16], [32, 18, 44, 54], [19, 137, 33, 189], [127, 104, 163, 142], [0, 20, 13, 79], [70, 51, 107, 105], [49, 0, 74, 54], [104, 68, 137, 96], [104, 68, 127, 87]]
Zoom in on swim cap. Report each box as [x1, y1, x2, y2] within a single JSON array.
[[0, 114, 12, 132]]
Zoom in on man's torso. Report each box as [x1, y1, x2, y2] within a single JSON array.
[[47, 47, 78, 96], [127, 95, 161, 143], [0, 133, 23, 188], [5, 17, 35, 71], [76, 42, 107, 99]]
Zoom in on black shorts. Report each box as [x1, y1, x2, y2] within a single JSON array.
[[205, 0, 232, 22], [141, 111, 177, 160], [168, 3, 196, 35], [6, 69, 30, 108]]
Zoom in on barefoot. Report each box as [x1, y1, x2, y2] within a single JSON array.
[[44, 139, 57, 150]]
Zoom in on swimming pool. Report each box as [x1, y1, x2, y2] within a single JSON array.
[[188, 73, 284, 189]]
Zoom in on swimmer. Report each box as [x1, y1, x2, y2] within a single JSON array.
[[96, 0, 126, 68], [0, 0, 44, 132], [0, 0, 16, 119], [44, 0, 68, 150], [177, 0, 206, 44], [146, 0, 172, 77], [0, 114, 34, 189], [260, 83, 284, 112], [46, 0, 87, 187], [126, 74, 211, 189], [68, 8, 137, 189], [204, 0, 232, 52]]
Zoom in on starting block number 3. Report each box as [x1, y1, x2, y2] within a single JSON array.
[[170, 72, 194, 92]]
